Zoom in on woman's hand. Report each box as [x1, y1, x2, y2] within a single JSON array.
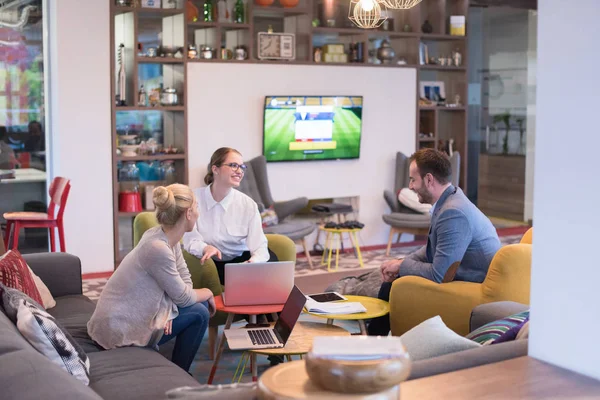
[[164, 319, 173, 336], [200, 245, 222, 264], [207, 295, 216, 317]]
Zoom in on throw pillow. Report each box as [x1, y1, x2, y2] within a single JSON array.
[[399, 315, 481, 361], [260, 206, 279, 228], [1, 284, 90, 385], [397, 188, 432, 214], [466, 310, 530, 345], [0, 250, 43, 306], [27, 266, 56, 309]]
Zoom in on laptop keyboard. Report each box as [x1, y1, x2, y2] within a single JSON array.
[[248, 329, 276, 345]]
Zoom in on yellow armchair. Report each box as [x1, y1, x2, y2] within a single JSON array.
[[132, 211, 297, 358], [389, 243, 531, 336], [520, 227, 533, 244]]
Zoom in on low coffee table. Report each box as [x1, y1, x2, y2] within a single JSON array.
[[207, 294, 284, 384], [233, 321, 350, 382], [305, 295, 390, 335]]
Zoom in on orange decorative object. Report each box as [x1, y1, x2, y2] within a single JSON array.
[[186, 0, 199, 22], [255, 0, 275, 6], [279, 0, 299, 7], [119, 192, 142, 213]]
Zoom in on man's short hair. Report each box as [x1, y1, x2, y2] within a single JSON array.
[[409, 149, 452, 185]]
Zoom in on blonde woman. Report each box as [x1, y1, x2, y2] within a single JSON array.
[[88, 184, 215, 372]]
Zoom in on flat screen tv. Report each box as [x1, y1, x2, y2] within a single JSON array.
[[262, 95, 363, 162]]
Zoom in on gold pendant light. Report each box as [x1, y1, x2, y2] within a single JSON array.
[[348, 0, 387, 29], [379, 0, 422, 10]]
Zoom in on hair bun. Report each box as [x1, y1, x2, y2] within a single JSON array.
[[153, 186, 175, 210]]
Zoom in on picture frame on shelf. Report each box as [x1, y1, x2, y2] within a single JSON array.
[[420, 81, 446, 103]]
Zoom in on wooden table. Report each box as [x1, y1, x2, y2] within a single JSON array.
[[258, 360, 399, 400], [305, 295, 390, 335], [232, 321, 350, 382], [400, 356, 600, 399], [208, 294, 285, 384], [258, 357, 600, 399]]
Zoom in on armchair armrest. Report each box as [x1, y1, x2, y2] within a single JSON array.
[[273, 197, 308, 221], [183, 250, 222, 296], [265, 234, 296, 262], [22, 253, 83, 297], [390, 276, 482, 336], [383, 189, 400, 213]]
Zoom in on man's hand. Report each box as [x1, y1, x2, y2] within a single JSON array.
[[164, 320, 173, 336], [200, 245, 222, 264], [380, 259, 403, 282]]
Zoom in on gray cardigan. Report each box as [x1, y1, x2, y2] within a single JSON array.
[[88, 226, 197, 349], [400, 185, 501, 283]]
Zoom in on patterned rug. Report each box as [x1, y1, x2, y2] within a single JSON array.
[[82, 228, 528, 301], [81, 228, 528, 384]]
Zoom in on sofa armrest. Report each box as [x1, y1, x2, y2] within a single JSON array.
[[383, 189, 400, 213], [183, 250, 223, 296], [273, 197, 308, 221], [390, 277, 482, 336], [408, 340, 528, 381], [22, 253, 83, 297], [470, 301, 530, 332]]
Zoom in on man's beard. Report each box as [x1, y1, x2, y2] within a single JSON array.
[[417, 188, 433, 204]]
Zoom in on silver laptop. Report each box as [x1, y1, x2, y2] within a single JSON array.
[[222, 261, 294, 306], [224, 286, 306, 350]]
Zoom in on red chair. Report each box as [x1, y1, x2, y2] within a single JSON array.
[[4, 177, 70, 252]]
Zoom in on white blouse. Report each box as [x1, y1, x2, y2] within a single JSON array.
[[182, 185, 269, 262]]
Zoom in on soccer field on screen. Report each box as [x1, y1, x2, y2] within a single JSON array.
[[263, 108, 362, 162]]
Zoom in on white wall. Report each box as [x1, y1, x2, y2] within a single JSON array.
[[188, 63, 416, 247], [48, 0, 113, 274], [524, 11, 537, 222], [529, 0, 600, 380]]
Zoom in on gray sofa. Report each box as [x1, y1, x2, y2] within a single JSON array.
[[0, 253, 528, 399], [0, 253, 200, 400], [408, 301, 529, 380]]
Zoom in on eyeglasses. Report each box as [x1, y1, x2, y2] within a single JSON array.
[[222, 162, 247, 172]]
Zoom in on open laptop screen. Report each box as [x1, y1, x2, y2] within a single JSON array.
[[274, 286, 306, 344]]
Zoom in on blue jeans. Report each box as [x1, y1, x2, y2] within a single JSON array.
[[158, 301, 210, 372], [367, 282, 392, 336]]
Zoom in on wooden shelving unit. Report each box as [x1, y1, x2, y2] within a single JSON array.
[[109, 0, 468, 266], [110, 4, 189, 264]]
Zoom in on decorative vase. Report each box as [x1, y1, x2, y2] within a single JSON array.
[[376, 39, 395, 64], [421, 19, 433, 33], [279, 0, 298, 7], [255, 0, 274, 6]]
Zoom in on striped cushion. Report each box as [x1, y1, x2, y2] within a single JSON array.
[[466, 310, 530, 345]]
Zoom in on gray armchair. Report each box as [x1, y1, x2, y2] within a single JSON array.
[[382, 151, 460, 256], [238, 155, 316, 267]]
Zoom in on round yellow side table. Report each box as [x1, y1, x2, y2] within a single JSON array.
[[258, 360, 400, 400], [305, 295, 390, 335]]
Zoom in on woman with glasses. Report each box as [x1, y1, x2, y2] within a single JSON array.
[[183, 147, 277, 285]]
